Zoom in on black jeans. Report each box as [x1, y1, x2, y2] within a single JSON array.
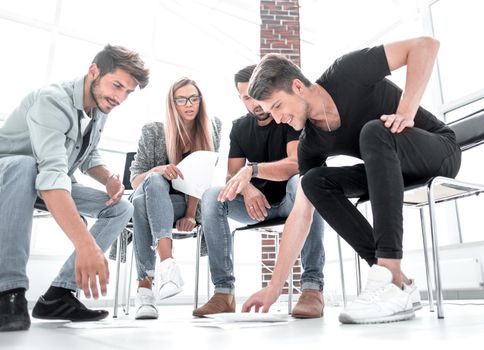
[[301, 120, 461, 262]]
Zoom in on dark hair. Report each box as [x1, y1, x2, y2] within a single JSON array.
[[248, 53, 311, 101], [92, 44, 150, 89], [234, 64, 257, 87]]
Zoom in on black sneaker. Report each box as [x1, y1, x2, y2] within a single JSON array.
[[0, 290, 31, 332], [32, 292, 108, 322]]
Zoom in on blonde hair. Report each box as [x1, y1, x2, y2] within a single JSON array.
[[164, 77, 214, 164]]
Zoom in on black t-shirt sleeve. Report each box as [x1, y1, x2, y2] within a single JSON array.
[[297, 132, 326, 176], [286, 125, 301, 143], [325, 45, 391, 87], [228, 121, 245, 158]]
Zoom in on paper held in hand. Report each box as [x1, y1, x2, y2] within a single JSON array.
[[171, 151, 219, 199]]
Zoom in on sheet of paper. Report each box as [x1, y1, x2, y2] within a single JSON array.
[[191, 312, 292, 329], [204, 312, 291, 322], [60, 319, 147, 329], [171, 151, 219, 199]]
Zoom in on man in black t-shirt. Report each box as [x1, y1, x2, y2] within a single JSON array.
[[242, 37, 461, 325], [193, 65, 325, 318]]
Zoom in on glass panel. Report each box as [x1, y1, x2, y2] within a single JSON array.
[[0, 0, 57, 24], [431, 0, 484, 103], [49, 35, 102, 83], [0, 19, 50, 115], [59, 0, 155, 55], [445, 98, 484, 123]]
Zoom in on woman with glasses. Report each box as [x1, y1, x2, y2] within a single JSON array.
[[129, 77, 221, 319]]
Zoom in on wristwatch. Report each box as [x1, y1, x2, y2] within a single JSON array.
[[248, 162, 258, 178]]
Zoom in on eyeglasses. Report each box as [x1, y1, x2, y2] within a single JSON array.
[[174, 95, 202, 106]]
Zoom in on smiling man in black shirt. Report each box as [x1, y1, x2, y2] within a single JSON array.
[[193, 65, 325, 318], [242, 37, 461, 324]]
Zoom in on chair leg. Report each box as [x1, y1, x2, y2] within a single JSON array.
[[355, 252, 362, 296], [125, 241, 135, 315], [194, 226, 202, 309], [454, 201, 464, 244], [113, 235, 123, 318], [336, 235, 347, 307], [419, 208, 435, 312], [428, 187, 445, 318]]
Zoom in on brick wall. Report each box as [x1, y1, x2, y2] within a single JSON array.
[[259, 0, 301, 295]]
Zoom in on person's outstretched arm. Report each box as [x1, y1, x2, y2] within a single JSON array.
[[40, 189, 109, 299], [242, 181, 315, 313]]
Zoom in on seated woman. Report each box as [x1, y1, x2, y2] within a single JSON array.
[[129, 77, 221, 319]]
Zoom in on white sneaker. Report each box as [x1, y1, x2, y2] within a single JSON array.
[[339, 265, 415, 324], [134, 287, 158, 320], [157, 258, 184, 300], [404, 279, 422, 311]]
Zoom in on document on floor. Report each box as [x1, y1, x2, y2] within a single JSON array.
[[59, 319, 147, 329], [171, 150, 219, 199], [192, 312, 293, 330]]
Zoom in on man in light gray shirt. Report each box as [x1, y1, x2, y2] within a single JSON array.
[[0, 44, 149, 332]]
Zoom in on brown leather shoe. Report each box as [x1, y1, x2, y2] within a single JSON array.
[[291, 289, 324, 319], [192, 293, 235, 317]]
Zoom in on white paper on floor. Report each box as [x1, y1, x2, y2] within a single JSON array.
[[192, 312, 293, 329], [59, 319, 148, 329]]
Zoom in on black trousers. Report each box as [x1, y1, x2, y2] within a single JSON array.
[[301, 120, 461, 262]]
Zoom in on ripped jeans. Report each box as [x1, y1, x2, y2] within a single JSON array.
[[131, 172, 186, 280]]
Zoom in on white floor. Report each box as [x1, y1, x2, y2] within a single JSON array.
[[2, 301, 484, 350]]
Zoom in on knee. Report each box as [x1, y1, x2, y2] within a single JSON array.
[[201, 186, 223, 215], [116, 197, 134, 218], [301, 168, 334, 204], [286, 174, 299, 192], [10, 156, 37, 183], [359, 120, 391, 155], [143, 172, 170, 193], [301, 168, 320, 194]]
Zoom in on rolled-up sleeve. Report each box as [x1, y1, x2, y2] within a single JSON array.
[[26, 90, 73, 192], [80, 147, 106, 173]]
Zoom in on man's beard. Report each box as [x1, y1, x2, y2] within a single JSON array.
[[254, 112, 271, 121], [89, 76, 109, 114], [251, 105, 271, 121]]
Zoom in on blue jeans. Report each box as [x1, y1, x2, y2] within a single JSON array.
[[201, 175, 325, 294], [131, 173, 186, 280], [0, 155, 133, 292]]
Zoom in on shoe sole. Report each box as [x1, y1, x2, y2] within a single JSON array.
[[413, 301, 423, 311], [192, 309, 235, 318], [339, 309, 415, 324], [32, 312, 109, 322], [0, 321, 31, 332], [291, 311, 324, 319], [135, 314, 158, 320], [158, 286, 183, 300]]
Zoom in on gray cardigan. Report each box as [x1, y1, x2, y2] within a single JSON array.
[[130, 117, 222, 182]]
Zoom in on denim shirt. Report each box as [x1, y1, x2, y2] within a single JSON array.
[[0, 76, 107, 192]]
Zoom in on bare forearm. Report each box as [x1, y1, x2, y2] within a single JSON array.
[[87, 165, 114, 186], [185, 195, 198, 219], [238, 158, 298, 183], [40, 189, 95, 249], [268, 184, 314, 289], [269, 208, 313, 290], [258, 157, 298, 181], [386, 37, 440, 118]]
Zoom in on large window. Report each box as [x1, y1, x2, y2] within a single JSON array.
[[0, 0, 260, 153], [431, 0, 484, 107]]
